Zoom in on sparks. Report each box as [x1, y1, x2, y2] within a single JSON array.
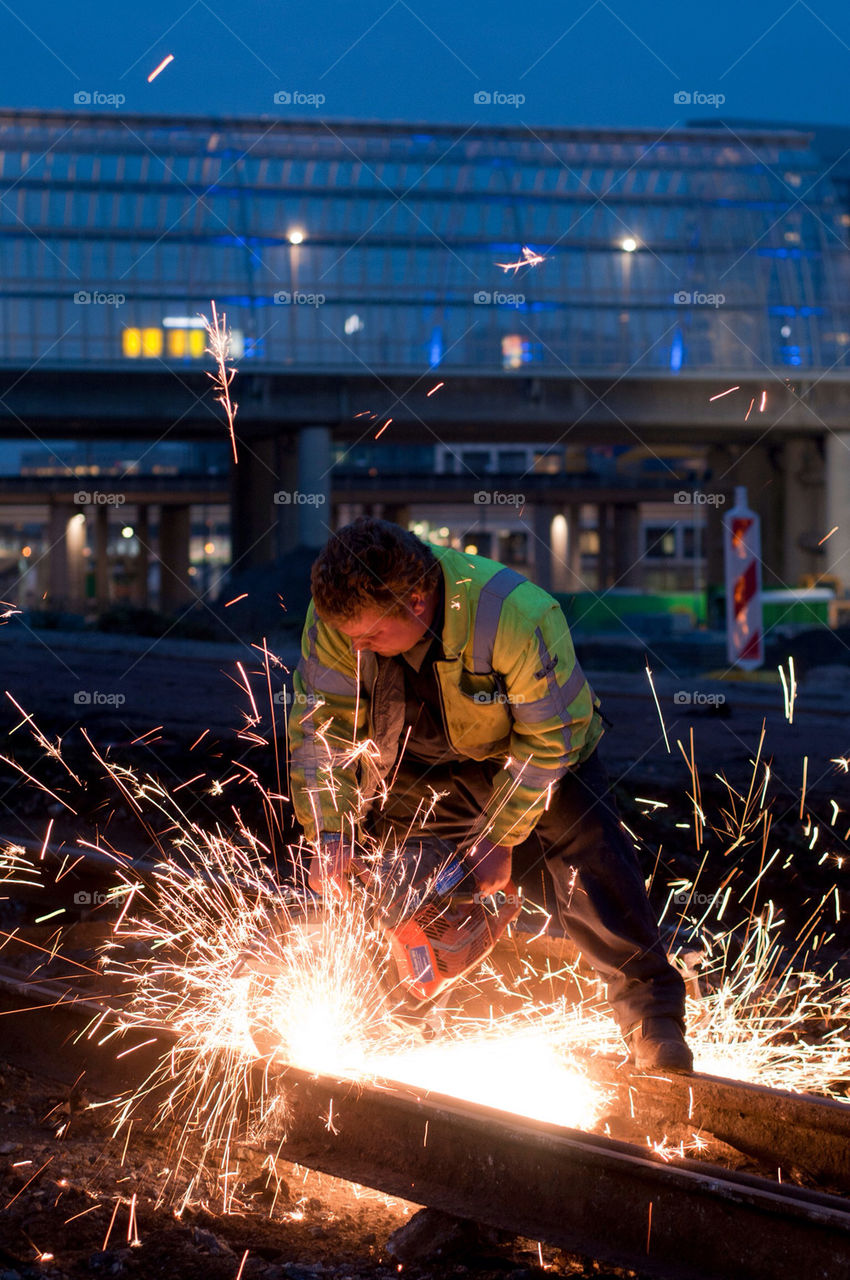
[[202, 301, 239, 462], [709, 386, 740, 401], [818, 526, 839, 546], [147, 53, 175, 83], [495, 246, 545, 273], [426, 382, 444, 396]]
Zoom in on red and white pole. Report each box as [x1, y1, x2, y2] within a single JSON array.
[[724, 485, 763, 670]]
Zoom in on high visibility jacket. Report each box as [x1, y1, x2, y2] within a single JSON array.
[[288, 545, 603, 847]]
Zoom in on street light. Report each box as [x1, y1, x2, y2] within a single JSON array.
[[287, 228, 304, 245], [620, 237, 638, 253]]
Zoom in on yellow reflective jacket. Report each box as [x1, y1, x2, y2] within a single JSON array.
[[288, 545, 603, 846]]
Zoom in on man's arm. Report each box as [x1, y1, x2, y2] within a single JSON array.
[[289, 602, 367, 844], [481, 596, 602, 848]]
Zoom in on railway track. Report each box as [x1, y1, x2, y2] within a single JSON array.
[[1, 954, 850, 1280]]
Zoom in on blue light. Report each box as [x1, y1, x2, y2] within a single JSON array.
[[429, 326, 443, 367], [669, 327, 684, 372]]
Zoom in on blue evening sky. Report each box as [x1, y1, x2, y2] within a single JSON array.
[[0, 0, 847, 130]]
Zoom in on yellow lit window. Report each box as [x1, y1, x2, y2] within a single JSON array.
[[142, 327, 163, 357], [123, 327, 142, 358]]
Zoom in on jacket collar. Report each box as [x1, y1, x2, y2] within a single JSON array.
[[431, 544, 477, 660]]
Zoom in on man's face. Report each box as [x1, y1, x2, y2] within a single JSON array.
[[330, 592, 433, 657]]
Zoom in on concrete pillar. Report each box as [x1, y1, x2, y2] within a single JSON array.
[[231, 435, 287, 567], [824, 431, 850, 594], [531, 502, 556, 592], [780, 438, 825, 586], [567, 504, 584, 592], [135, 505, 150, 608], [613, 504, 641, 588], [47, 502, 85, 611], [93, 505, 109, 609], [596, 503, 613, 590], [158, 505, 193, 611], [297, 426, 332, 549]]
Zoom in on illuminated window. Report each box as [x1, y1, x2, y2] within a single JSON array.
[[123, 328, 142, 358], [167, 328, 207, 358], [142, 327, 163, 357], [123, 327, 164, 358]]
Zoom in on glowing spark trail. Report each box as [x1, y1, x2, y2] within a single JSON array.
[[495, 246, 545, 273], [709, 386, 740, 401], [147, 54, 174, 83], [819, 526, 839, 546], [202, 301, 239, 462]]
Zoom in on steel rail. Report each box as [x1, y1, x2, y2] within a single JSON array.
[[271, 1063, 850, 1280]]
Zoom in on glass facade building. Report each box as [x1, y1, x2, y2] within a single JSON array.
[[1, 110, 847, 376]]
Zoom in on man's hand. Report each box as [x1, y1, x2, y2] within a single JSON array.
[[308, 835, 352, 898], [467, 835, 513, 895]]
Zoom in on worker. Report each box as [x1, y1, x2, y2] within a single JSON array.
[[289, 517, 692, 1072]]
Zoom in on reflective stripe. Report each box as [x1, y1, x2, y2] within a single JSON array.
[[512, 627, 591, 732], [516, 660, 588, 724], [300, 622, 359, 697], [506, 757, 568, 789], [299, 655, 358, 697], [471, 566, 525, 673]]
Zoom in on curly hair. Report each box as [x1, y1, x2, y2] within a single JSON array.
[[310, 518, 441, 622]]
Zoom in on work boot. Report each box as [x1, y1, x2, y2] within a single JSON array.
[[629, 1016, 694, 1074]]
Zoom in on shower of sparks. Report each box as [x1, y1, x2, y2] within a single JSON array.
[[818, 526, 839, 546], [202, 301, 239, 462], [709, 386, 740, 401], [3, 670, 850, 1213], [495, 246, 545, 273], [146, 54, 174, 83]]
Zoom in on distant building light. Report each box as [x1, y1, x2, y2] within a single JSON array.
[[780, 324, 792, 338], [501, 334, 532, 370], [204, 540, 215, 555], [620, 237, 638, 253], [344, 314, 364, 335], [783, 230, 801, 244], [121, 526, 134, 539], [464, 544, 478, 554], [288, 228, 305, 245], [167, 327, 207, 359], [163, 316, 206, 328], [123, 328, 164, 359], [21, 545, 32, 558]]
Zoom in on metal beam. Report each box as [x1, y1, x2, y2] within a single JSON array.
[[271, 1063, 850, 1280]]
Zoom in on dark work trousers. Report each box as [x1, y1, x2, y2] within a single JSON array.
[[364, 750, 686, 1034]]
